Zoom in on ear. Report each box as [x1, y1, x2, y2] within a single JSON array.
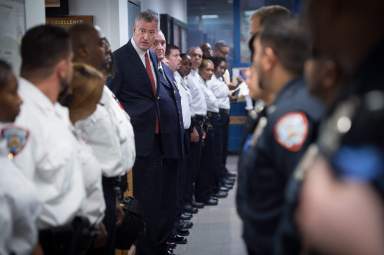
[[261, 47, 277, 72]]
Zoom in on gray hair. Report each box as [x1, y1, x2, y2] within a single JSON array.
[[135, 10, 159, 24]]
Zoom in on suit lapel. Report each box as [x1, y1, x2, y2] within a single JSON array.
[[127, 42, 157, 97]]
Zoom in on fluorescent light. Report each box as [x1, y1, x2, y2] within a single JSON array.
[[202, 14, 219, 19]]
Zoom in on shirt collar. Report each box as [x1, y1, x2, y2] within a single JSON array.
[[19, 77, 55, 112], [131, 38, 148, 58]]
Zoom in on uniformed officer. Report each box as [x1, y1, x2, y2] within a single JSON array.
[[14, 24, 87, 255], [185, 48, 207, 210], [208, 56, 233, 193], [0, 59, 42, 255], [195, 59, 221, 205], [278, 1, 384, 254], [237, 5, 290, 227], [242, 17, 324, 255], [69, 23, 135, 255], [60, 63, 107, 242]]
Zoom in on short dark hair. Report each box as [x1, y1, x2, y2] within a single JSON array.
[[68, 23, 98, 54], [135, 10, 158, 24], [0, 59, 12, 89], [165, 44, 180, 57], [210, 56, 226, 69], [21, 24, 71, 75], [251, 5, 291, 26], [260, 16, 309, 76], [214, 41, 229, 51]]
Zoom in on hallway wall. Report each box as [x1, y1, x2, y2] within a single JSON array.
[[69, 0, 187, 51]]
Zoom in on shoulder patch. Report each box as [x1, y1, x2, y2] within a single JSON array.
[[274, 112, 308, 152], [1, 126, 29, 158]]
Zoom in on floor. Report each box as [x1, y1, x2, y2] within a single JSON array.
[[174, 156, 247, 255]]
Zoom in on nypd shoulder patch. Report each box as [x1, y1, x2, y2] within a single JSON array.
[[1, 126, 29, 158], [273, 112, 308, 152]]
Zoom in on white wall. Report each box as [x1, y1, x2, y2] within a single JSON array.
[[68, 0, 129, 51], [68, 0, 187, 50], [25, 0, 45, 28], [141, 0, 187, 23]]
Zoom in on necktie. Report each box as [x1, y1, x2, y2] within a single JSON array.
[[144, 52, 160, 134], [144, 52, 156, 94]]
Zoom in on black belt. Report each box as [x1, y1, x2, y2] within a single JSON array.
[[207, 111, 220, 118], [39, 216, 95, 255], [219, 108, 230, 115]]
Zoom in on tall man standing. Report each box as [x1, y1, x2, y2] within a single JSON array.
[[110, 11, 167, 255]]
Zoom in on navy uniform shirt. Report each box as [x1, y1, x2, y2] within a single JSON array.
[[321, 41, 384, 190], [243, 78, 324, 253]]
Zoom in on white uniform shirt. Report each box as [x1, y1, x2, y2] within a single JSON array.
[[0, 194, 11, 255], [14, 78, 86, 230], [198, 75, 219, 113], [73, 133, 105, 225], [74, 105, 123, 177], [207, 75, 231, 110], [174, 72, 192, 129], [101, 86, 135, 173], [187, 71, 207, 116], [0, 128, 41, 255]]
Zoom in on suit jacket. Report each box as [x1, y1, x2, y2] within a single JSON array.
[[158, 62, 185, 159], [109, 40, 160, 157]]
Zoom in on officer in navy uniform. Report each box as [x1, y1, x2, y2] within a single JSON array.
[[276, 1, 384, 254], [152, 31, 185, 255], [241, 17, 324, 255]]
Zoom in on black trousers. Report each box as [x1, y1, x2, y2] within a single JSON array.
[[195, 117, 217, 202], [219, 109, 230, 177], [182, 129, 192, 205], [187, 124, 203, 204], [134, 136, 178, 255]]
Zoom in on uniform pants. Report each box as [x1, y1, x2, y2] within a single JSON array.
[[182, 128, 192, 205], [195, 122, 216, 202], [187, 125, 203, 204], [220, 109, 230, 177], [210, 113, 224, 193]]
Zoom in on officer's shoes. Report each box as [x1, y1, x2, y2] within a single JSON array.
[[220, 186, 230, 192], [180, 212, 193, 220], [168, 234, 187, 244], [177, 228, 190, 236], [179, 220, 193, 229], [205, 197, 218, 206], [192, 201, 204, 209], [166, 241, 177, 249], [184, 204, 198, 214], [213, 190, 228, 199]]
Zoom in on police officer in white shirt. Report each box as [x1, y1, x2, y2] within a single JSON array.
[[195, 59, 223, 205], [69, 24, 130, 255], [0, 59, 42, 255], [59, 63, 107, 226], [13, 25, 87, 255], [208, 56, 233, 191]]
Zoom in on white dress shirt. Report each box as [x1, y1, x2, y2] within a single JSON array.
[[198, 75, 219, 113], [174, 72, 192, 129], [187, 72, 207, 116], [101, 86, 136, 173], [131, 38, 157, 88], [0, 127, 41, 255], [73, 132, 105, 225], [0, 194, 11, 255], [207, 75, 231, 110], [14, 78, 86, 230], [74, 105, 123, 177]]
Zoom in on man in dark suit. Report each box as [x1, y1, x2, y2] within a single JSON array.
[[109, 11, 170, 255], [152, 31, 189, 250]]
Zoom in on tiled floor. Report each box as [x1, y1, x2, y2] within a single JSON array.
[[174, 156, 247, 255]]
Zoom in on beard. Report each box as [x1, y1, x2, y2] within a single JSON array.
[[58, 76, 73, 107]]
